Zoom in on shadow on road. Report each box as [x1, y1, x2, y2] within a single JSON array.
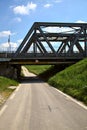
[[20, 76, 44, 84]]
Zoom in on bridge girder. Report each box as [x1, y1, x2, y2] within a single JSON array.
[[14, 22, 87, 60], [0, 22, 87, 65]]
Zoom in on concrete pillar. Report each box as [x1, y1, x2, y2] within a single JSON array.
[[0, 64, 21, 79]]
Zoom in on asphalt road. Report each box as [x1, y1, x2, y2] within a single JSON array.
[[0, 67, 87, 130]]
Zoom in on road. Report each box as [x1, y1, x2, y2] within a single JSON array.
[[0, 67, 87, 130]]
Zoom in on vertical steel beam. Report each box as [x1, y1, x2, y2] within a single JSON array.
[[33, 42, 37, 54]]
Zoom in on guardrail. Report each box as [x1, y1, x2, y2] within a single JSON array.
[[0, 52, 85, 60], [0, 52, 15, 58]]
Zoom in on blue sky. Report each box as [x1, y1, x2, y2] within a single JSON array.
[[0, 0, 87, 51]]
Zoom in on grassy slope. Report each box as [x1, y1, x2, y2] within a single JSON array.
[[0, 76, 18, 91], [0, 76, 18, 104], [48, 59, 87, 105], [26, 59, 87, 105], [25, 65, 51, 75]]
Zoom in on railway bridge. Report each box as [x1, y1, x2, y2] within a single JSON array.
[[0, 22, 87, 78]]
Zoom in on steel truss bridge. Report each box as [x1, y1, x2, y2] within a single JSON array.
[[0, 22, 87, 65]]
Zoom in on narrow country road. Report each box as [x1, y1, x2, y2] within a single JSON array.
[[0, 67, 87, 130]]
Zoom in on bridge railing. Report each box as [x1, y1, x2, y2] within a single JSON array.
[[0, 52, 15, 58], [0, 52, 85, 59], [12, 52, 85, 60]]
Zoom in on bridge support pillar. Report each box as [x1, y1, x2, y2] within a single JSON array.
[[15, 65, 21, 79], [0, 64, 21, 80]]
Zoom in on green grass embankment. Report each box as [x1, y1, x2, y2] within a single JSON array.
[[48, 59, 87, 105], [25, 65, 52, 75], [26, 59, 87, 105], [0, 76, 18, 91], [25, 64, 66, 80], [0, 76, 18, 105]]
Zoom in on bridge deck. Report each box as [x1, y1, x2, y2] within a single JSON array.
[[0, 52, 84, 65]]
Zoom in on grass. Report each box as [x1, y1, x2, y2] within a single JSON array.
[[48, 59, 87, 105], [0, 76, 18, 105], [25, 64, 66, 81], [0, 76, 18, 92], [25, 65, 51, 75], [25, 59, 87, 105]]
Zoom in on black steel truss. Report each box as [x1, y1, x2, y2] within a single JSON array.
[[14, 22, 87, 59]]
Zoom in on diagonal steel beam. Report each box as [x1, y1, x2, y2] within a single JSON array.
[[75, 42, 84, 53], [21, 33, 36, 53], [36, 42, 44, 53], [58, 42, 67, 54], [67, 27, 84, 53], [36, 37, 48, 53], [38, 26, 56, 53], [14, 23, 36, 56], [57, 40, 70, 53], [57, 42, 64, 53]]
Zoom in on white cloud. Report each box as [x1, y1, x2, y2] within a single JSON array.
[[43, 26, 79, 34], [0, 30, 16, 38], [43, 26, 72, 33], [13, 2, 37, 15], [11, 42, 18, 49], [14, 17, 22, 22], [1, 42, 9, 48], [43, 0, 62, 9], [2, 42, 17, 48], [17, 39, 23, 48], [76, 20, 87, 23], [0, 31, 11, 38], [28, 2, 37, 10], [0, 42, 18, 51], [44, 3, 52, 8], [42, 20, 87, 33], [0, 38, 23, 51], [17, 39, 23, 44], [14, 5, 29, 15]]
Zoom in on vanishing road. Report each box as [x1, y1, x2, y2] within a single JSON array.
[[0, 67, 87, 130]]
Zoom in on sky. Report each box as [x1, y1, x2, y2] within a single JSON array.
[[0, 0, 87, 51]]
